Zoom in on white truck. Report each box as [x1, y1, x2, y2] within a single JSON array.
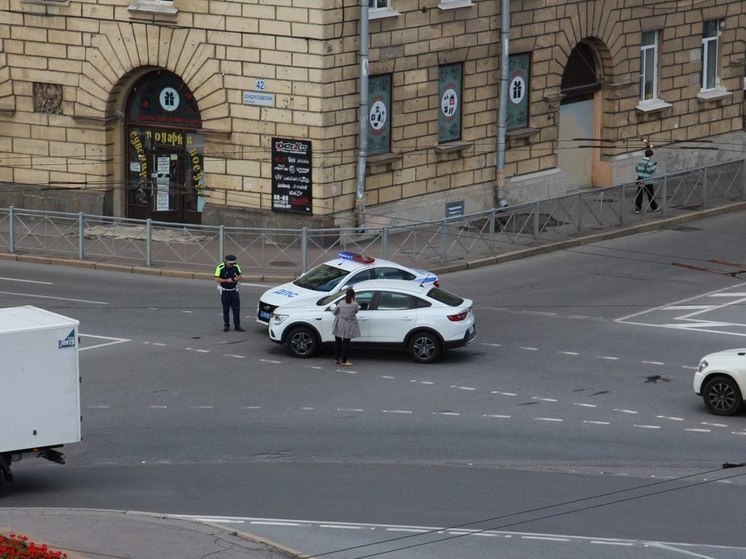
[[0, 306, 81, 482]]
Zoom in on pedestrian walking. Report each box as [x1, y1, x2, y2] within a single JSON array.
[[635, 148, 659, 214], [214, 254, 244, 332], [333, 288, 360, 366]]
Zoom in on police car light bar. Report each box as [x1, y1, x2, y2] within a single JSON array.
[[338, 251, 375, 264]]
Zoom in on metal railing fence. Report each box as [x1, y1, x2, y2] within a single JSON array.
[[1, 158, 744, 278]]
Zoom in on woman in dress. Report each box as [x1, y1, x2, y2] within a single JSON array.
[[333, 288, 361, 366]]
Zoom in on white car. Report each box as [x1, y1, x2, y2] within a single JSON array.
[[256, 252, 439, 324], [693, 348, 746, 415], [268, 279, 476, 363]]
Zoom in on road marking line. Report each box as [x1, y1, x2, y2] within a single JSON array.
[[433, 411, 460, 416], [452, 385, 476, 391], [591, 541, 637, 547], [702, 422, 727, 427], [520, 346, 539, 351], [583, 420, 610, 425], [338, 408, 363, 412], [383, 410, 413, 414], [614, 409, 638, 414], [642, 360, 664, 365], [491, 391, 517, 396], [573, 403, 597, 408], [186, 348, 209, 353], [0, 290, 108, 304], [558, 351, 579, 355], [239, 406, 262, 409], [684, 428, 711, 433], [224, 354, 245, 358], [148, 405, 167, 409], [634, 424, 661, 429], [192, 406, 213, 409], [656, 416, 684, 421], [597, 355, 619, 360], [533, 397, 558, 402], [535, 417, 563, 422], [484, 414, 511, 418], [381, 375, 395, 379], [731, 431, 746, 436], [300, 407, 315, 410], [260, 358, 281, 364]]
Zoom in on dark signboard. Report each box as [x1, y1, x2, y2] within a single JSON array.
[[271, 138, 312, 214]]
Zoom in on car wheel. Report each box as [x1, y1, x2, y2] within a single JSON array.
[[703, 376, 743, 416], [408, 331, 442, 364], [287, 326, 319, 358]]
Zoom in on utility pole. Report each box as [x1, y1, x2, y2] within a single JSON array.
[[495, 0, 510, 208], [355, 1, 370, 229]]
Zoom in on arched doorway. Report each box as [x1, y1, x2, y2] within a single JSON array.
[[125, 70, 204, 224], [557, 42, 602, 189]]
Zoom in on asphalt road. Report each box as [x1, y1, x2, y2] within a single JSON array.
[[2, 211, 746, 558]]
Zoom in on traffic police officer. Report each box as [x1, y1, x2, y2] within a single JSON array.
[[214, 254, 244, 332]]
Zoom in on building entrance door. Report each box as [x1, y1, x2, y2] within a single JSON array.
[[125, 70, 203, 224]]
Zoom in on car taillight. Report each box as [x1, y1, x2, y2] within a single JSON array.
[[447, 310, 469, 321]]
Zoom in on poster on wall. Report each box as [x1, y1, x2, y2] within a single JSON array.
[[271, 137, 312, 214]]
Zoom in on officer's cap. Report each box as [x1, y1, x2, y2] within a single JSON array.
[[224, 254, 237, 263]]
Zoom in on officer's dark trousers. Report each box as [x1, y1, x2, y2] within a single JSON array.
[[221, 290, 241, 328]]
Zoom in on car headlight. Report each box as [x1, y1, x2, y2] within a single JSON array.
[[698, 360, 708, 373], [271, 313, 289, 325]]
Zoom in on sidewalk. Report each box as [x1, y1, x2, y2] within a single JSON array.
[[0, 508, 305, 559]]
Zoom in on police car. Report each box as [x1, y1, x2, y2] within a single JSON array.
[[257, 252, 439, 324]]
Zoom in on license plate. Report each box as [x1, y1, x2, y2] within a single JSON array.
[[258, 310, 272, 322]]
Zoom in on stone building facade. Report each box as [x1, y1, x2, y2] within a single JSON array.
[[0, 0, 744, 228]]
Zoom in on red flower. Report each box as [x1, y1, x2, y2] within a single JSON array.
[[0, 534, 67, 559]]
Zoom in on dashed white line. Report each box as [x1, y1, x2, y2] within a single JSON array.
[[535, 417, 563, 422], [491, 391, 517, 396], [641, 360, 664, 365], [597, 355, 620, 360], [583, 420, 610, 425], [383, 410, 413, 414], [452, 385, 476, 391], [634, 424, 661, 429], [186, 348, 209, 353], [533, 397, 558, 402], [381, 375, 395, 379], [338, 408, 363, 412], [260, 358, 281, 364], [573, 403, 597, 408], [702, 422, 728, 427], [484, 414, 511, 419], [191, 405, 214, 409], [656, 415, 684, 421], [520, 346, 539, 351], [148, 405, 167, 409], [239, 406, 262, 410], [558, 351, 579, 355], [684, 428, 711, 433], [433, 411, 460, 416], [224, 354, 245, 359], [614, 409, 638, 414]]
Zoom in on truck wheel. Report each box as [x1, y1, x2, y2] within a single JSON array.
[[703, 376, 743, 416], [287, 326, 319, 358]]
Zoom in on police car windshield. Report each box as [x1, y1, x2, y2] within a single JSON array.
[[293, 264, 350, 292]]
